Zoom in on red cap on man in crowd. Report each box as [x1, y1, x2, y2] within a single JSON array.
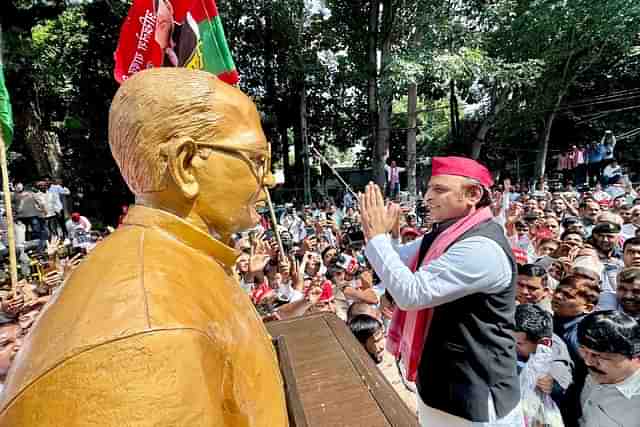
[[71, 212, 81, 222], [401, 227, 420, 238], [431, 156, 494, 188]]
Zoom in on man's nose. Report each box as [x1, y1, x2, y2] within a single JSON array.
[[263, 171, 277, 190]]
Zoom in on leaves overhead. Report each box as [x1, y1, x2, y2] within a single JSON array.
[[1, 0, 640, 220]]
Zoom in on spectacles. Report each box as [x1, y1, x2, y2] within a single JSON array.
[[193, 141, 274, 188]]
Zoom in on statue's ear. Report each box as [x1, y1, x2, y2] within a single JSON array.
[[165, 137, 199, 200]]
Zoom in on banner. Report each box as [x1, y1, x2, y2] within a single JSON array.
[[0, 64, 13, 147], [114, 0, 239, 85]]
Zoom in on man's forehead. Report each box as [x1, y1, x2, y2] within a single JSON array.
[[428, 175, 467, 187], [556, 285, 579, 295], [619, 280, 640, 288], [596, 233, 619, 238], [581, 346, 622, 359], [518, 275, 543, 282], [513, 331, 528, 340]]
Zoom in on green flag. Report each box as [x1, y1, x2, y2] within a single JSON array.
[[0, 63, 13, 147]]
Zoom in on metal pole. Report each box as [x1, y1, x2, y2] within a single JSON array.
[[0, 132, 18, 292], [264, 188, 286, 259], [311, 147, 358, 201]]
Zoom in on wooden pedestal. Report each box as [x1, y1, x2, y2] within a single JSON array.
[[267, 313, 417, 427]]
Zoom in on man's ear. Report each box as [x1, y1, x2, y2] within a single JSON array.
[[465, 184, 484, 205], [166, 136, 199, 200]]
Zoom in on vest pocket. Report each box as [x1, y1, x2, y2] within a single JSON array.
[[443, 341, 466, 354]]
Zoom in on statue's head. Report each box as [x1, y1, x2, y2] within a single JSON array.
[[109, 68, 274, 241]]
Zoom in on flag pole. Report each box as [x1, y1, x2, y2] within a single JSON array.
[[0, 28, 18, 292], [264, 188, 285, 260], [0, 132, 18, 292]]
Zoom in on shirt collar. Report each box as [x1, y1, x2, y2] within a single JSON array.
[[613, 368, 640, 400], [556, 314, 585, 330], [123, 205, 239, 268]]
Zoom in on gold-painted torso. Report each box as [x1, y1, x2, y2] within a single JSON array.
[[0, 206, 288, 426]]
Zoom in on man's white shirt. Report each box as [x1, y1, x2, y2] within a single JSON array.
[[364, 231, 512, 310]]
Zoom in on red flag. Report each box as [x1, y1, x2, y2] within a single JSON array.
[[114, 0, 239, 84]]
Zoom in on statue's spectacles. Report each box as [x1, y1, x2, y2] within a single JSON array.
[[194, 142, 274, 188]]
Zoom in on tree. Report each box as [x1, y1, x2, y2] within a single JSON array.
[[489, 0, 640, 176]]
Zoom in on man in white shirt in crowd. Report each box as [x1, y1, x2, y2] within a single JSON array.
[[36, 181, 60, 239], [47, 179, 71, 238], [578, 311, 640, 427], [384, 160, 405, 200], [280, 204, 306, 243], [601, 130, 617, 165], [622, 207, 640, 241], [65, 212, 92, 250]]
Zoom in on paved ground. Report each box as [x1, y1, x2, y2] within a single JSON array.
[[378, 349, 418, 414]]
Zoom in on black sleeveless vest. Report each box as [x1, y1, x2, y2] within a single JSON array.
[[415, 219, 520, 422]]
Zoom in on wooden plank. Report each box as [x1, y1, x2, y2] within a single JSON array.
[[267, 314, 417, 426], [274, 336, 309, 427], [279, 316, 388, 426], [324, 315, 418, 426]]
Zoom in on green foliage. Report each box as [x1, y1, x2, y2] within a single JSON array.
[[2, 0, 640, 218]]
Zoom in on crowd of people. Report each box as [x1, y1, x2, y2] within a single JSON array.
[[1, 156, 640, 426], [229, 158, 639, 426], [554, 131, 618, 187], [0, 179, 107, 393]]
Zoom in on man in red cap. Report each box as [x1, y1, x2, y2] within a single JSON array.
[[400, 227, 420, 244], [360, 156, 522, 426], [65, 212, 92, 250]]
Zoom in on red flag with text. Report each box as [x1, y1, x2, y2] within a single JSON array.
[[114, 0, 239, 84]]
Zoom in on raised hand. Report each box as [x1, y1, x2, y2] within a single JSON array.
[[46, 235, 61, 258], [359, 182, 400, 241], [249, 254, 271, 274], [1, 293, 25, 317]]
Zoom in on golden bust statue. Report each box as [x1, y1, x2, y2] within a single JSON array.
[[0, 68, 288, 427]]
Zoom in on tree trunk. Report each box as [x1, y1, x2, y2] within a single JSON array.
[[262, 0, 277, 163], [293, 104, 303, 186], [367, 0, 381, 185], [449, 80, 460, 144], [471, 92, 507, 159], [535, 111, 556, 179], [23, 101, 62, 179], [300, 82, 311, 205], [374, 0, 395, 188], [406, 82, 417, 197], [279, 115, 291, 186]]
